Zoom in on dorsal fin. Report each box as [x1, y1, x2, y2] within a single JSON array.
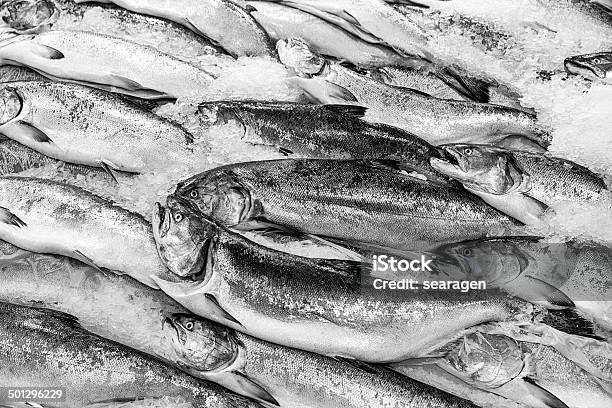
[[323, 104, 367, 118]]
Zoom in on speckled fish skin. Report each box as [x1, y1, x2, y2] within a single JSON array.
[[0, 80, 193, 173], [80, 0, 276, 58], [0, 302, 261, 408], [434, 145, 608, 205], [245, 1, 410, 68], [174, 159, 519, 251], [256, 0, 429, 58], [153, 209, 530, 363], [293, 63, 549, 148], [0, 30, 215, 99], [0, 65, 47, 82], [198, 100, 452, 184], [234, 332, 478, 408], [11, 0, 225, 57], [0, 176, 170, 288], [539, 0, 612, 27]]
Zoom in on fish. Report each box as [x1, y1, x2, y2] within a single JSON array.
[[171, 159, 520, 251], [538, 0, 612, 28], [0, 80, 195, 174], [0, 243, 279, 406], [0, 301, 262, 408], [565, 52, 612, 83], [245, 1, 411, 68], [164, 312, 480, 408], [592, 0, 612, 13], [0, 176, 170, 288], [149, 194, 561, 364], [0, 64, 47, 81], [393, 331, 612, 408], [0, 30, 215, 99], [431, 236, 612, 330], [0, 0, 226, 59], [250, 0, 430, 59], [78, 0, 276, 58], [197, 100, 451, 184], [278, 38, 550, 151], [430, 144, 608, 224]]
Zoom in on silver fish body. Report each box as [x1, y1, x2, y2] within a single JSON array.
[[0, 80, 194, 173], [80, 0, 276, 58], [565, 52, 612, 83], [198, 100, 451, 184], [1, 0, 224, 58], [0, 64, 47, 81], [246, 1, 409, 68], [0, 30, 215, 99], [0, 176, 169, 288], [287, 63, 549, 150], [0, 302, 261, 408], [173, 159, 519, 250], [152, 196, 531, 363]]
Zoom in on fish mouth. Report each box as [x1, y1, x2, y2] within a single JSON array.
[[1, 0, 60, 33], [162, 315, 186, 345], [153, 202, 170, 238], [430, 147, 469, 181]]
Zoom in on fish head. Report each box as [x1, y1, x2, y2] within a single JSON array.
[[0, 86, 22, 125], [152, 195, 216, 278], [174, 171, 256, 227], [433, 237, 536, 285], [443, 333, 524, 388], [430, 144, 525, 194], [163, 313, 238, 374], [276, 38, 326, 77], [565, 52, 612, 81], [1, 0, 59, 33]]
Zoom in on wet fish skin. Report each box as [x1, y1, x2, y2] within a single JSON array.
[[80, 0, 276, 58], [0, 176, 170, 288], [151, 195, 530, 363], [430, 144, 607, 223], [209, 324, 479, 408], [198, 100, 452, 184], [0, 80, 194, 173], [0, 30, 215, 99], [565, 52, 612, 83], [245, 1, 411, 68], [173, 159, 519, 251], [278, 41, 549, 150], [0, 302, 261, 408], [0, 0, 59, 33], [2, 0, 226, 57]]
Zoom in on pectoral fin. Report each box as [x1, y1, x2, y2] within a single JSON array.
[[466, 188, 547, 225], [2, 121, 53, 144], [72, 250, 104, 273], [522, 378, 569, 408], [505, 276, 574, 309], [100, 161, 121, 183], [0, 206, 26, 228], [232, 371, 279, 406], [28, 43, 64, 60], [334, 356, 378, 374], [385, 0, 430, 7], [285, 77, 358, 104], [204, 293, 243, 328]]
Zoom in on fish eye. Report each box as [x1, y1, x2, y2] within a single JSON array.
[[462, 248, 473, 256], [174, 213, 183, 222], [463, 148, 473, 156], [592, 58, 601, 64], [184, 321, 195, 331], [190, 190, 199, 199]]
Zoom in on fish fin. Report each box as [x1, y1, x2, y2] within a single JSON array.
[[497, 135, 548, 153], [2, 121, 53, 144], [506, 276, 574, 309], [522, 378, 569, 408], [278, 146, 293, 156], [72, 250, 105, 273], [0, 206, 26, 227], [232, 371, 280, 406], [385, 0, 430, 7], [434, 67, 491, 103], [204, 293, 243, 328], [540, 309, 604, 340], [323, 104, 367, 118], [244, 4, 258, 13], [593, 1, 612, 13], [286, 77, 358, 104], [100, 160, 120, 183], [391, 357, 442, 366], [84, 398, 149, 408], [466, 188, 547, 225], [29, 43, 64, 60], [334, 356, 378, 374], [521, 21, 557, 34], [107, 74, 149, 92], [303, 233, 365, 262]]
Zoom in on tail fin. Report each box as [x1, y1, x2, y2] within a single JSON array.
[[540, 309, 604, 341]]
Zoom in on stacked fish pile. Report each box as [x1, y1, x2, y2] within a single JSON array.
[[0, 1, 610, 408]]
